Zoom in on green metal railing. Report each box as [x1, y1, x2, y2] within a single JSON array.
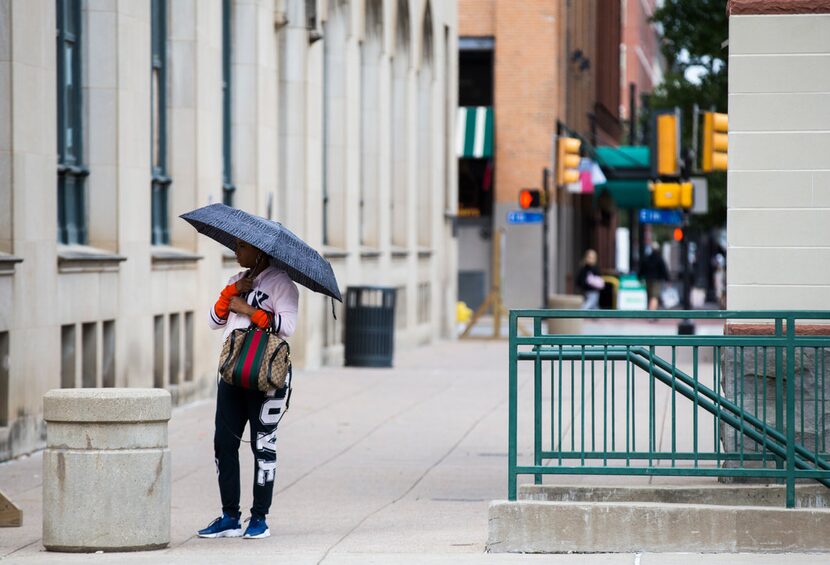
[[508, 310, 830, 507]]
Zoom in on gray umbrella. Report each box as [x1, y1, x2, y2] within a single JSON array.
[[180, 203, 342, 302]]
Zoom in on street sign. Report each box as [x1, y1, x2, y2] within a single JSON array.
[[617, 275, 648, 310], [691, 177, 708, 215], [507, 211, 544, 224], [639, 209, 682, 225]]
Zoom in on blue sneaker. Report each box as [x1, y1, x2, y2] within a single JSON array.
[[243, 517, 270, 539], [197, 513, 243, 538]]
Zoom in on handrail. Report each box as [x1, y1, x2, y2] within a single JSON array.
[[508, 310, 830, 507]]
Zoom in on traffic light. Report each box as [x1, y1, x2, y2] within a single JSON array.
[[556, 136, 581, 185], [673, 227, 684, 242], [519, 188, 542, 209], [651, 181, 694, 209], [653, 108, 681, 178], [701, 111, 728, 172]]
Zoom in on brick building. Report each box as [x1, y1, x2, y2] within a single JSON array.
[[456, 0, 657, 308]]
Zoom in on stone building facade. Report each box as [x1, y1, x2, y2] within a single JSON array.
[[722, 0, 830, 471], [0, 0, 458, 460], [727, 0, 830, 310]]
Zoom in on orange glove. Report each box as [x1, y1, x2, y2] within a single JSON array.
[[213, 283, 239, 320], [250, 309, 273, 330]]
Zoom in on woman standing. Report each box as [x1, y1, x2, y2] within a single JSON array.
[[197, 238, 299, 540], [576, 249, 605, 310]]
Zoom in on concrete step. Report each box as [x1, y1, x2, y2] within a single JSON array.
[[488, 484, 830, 553], [520, 483, 830, 508]]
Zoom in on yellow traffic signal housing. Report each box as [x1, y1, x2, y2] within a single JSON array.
[[701, 111, 728, 172], [655, 110, 681, 177], [556, 137, 581, 185], [651, 181, 693, 209]]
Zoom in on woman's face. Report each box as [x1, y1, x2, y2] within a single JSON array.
[[235, 239, 262, 268], [585, 251, 597, 266]]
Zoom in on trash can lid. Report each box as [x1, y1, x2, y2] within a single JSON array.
[[44, 388, 172, 423]]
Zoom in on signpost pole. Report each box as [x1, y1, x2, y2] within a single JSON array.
[[542, 168, 550, 309]]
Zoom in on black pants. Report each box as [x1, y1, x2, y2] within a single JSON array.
[[214, 376, 289, 520]]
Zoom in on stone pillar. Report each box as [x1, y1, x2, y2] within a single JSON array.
[[42, 389, 172, 552]]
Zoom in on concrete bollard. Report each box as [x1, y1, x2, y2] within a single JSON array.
[[547, 294, 584, 334], [42, 388, 172, 552]]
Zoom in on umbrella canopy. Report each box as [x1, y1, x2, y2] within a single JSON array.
[[180, 203, 342, 302]]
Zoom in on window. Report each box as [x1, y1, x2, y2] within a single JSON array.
[[168, 313, 180, 385], [417, 282, 431, 324], [61, 324, 76, 388], [102, 320, 115, 387], [184, 311, 194, 381], [151, 0, 171, 245], [56, 0, 88, 244], [81, 321, 97, 387], [153, 314, 164, 387], [322, 0, 349, 246], [222, 0, 235, 206], [360, 0, 383, 246], [0, 332, 8, 426]]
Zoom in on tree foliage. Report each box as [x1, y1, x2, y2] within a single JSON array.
[[649, 0, 729, 230]]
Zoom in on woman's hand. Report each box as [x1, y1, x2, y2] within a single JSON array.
[[235, 276, 254, 294], [229, 296, 256, 317]]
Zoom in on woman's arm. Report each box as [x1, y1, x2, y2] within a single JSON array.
[[264, 274, 300, 339], [208, 273, 246, 330]]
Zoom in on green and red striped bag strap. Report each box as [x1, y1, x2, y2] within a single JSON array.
[[231, 328, 269, 389]]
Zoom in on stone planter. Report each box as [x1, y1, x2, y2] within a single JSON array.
[[42, 389, 172, 552]]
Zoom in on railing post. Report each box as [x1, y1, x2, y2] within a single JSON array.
[[508, 310, 518, 501], [775, 318, 784, 472], [786, 317, 796, 508], [534, 317, 543, 485]]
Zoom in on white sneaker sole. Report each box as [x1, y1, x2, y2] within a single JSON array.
[[243, 528, 270, 539], [198, 528, 243, 539]]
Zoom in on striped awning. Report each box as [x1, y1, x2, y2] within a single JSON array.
[[456, 106, 493, 158]]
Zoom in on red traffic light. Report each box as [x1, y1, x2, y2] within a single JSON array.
[[519, 189, 541, 209], [673, 227, 684, 242]]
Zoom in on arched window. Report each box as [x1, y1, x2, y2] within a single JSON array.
[[322, 0, 349, 246], [360, 0, 383, 246], [390, 0, 410, 247], [417, 4, 433, 246]]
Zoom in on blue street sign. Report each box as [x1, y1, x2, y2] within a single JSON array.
[[639, 209, 683, 225], [507, 211, 544, 224]]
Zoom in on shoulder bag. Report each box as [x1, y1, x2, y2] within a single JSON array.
[[218, 325, 290, 392]]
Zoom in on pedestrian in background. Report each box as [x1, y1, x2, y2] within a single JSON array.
[[576, 249, 605, 310], [638, 241, 669, 310]]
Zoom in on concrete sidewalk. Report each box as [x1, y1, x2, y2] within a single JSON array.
[[1, 337, 829, 564]]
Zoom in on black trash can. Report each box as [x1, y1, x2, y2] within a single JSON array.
[[344, 286, 396, 367]]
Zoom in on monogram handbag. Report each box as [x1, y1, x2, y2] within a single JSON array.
[[219, 326, 291, 391]]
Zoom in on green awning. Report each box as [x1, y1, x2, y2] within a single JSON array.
[[456, 106, 493, 158], [594, 146, 651, 209], [595, 145, 650, 170], [595, 179, 652, 209]]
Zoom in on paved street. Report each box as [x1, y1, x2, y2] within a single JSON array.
[[2, 332, 830, 564]]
